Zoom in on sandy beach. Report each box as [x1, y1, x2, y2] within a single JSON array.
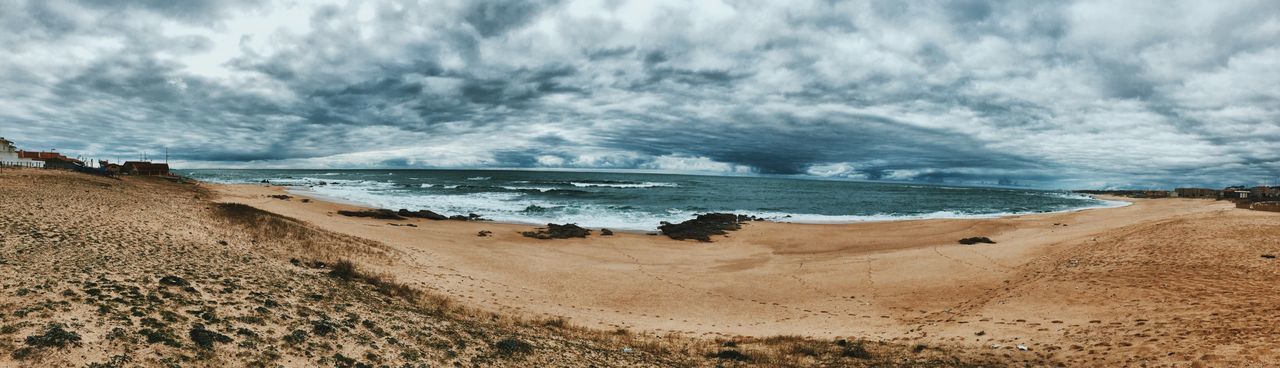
[[5, 169, 1280, 367], [213, 182, 1280, 366]]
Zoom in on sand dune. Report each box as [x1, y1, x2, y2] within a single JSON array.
[[216, 183, 1280, 366]]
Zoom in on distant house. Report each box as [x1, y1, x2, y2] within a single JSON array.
[[16, 149, 83, 166], [42, 157, 83, 170], [99, 161, 123, 175], [122, 161, 170, 176], [0, 137, 44, 168], [1226, 189, 1250, 199], [1174, 188, 1218, 198]]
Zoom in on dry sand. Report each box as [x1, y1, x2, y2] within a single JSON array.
[[0, 169, 1001, 367], [5, 168, 1279, 367], [215, 183, 1280, 366]]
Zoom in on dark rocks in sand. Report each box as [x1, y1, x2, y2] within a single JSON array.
[[397, 209, 447, 220], [658, 213, 753, 242], [1263, 254, 1277, 259], [159, 275, 190, 287], [958, 237, 996, 245], [477, 230, 492, 237], [268, 194, 292, 200], [259, 180, 270, 184], [341, 208, 485, 221], [521, 223, 591, 239], [600, 228, 614, 236], [337, 209, 406, 220], [448, 213, 487, 221]]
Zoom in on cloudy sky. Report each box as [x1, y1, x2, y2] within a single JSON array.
[[2, 0, 1278, 188]]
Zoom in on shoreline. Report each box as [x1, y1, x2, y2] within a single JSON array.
[[210, 182, 1233, 338], [230, 180, 1135, 231], [9, 169, 1278, 366]]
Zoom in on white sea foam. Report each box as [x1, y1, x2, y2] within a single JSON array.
[[466, 176, 491, 181], [569, 182, 677, 188], [500, 186, 562, 192], [203, 172, 1129, 231]]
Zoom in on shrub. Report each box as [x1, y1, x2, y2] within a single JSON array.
[[24, 323, 81, 349], [495, 337, 533, 356]]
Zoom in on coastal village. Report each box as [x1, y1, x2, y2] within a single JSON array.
[[0, 137, 171, 177]]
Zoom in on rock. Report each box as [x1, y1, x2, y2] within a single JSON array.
[[600, 228, 614, 236], [217, 240, 228, 246], [958, 236, 996, 245], [975, 330, 986, 336], [337, 209, 405, 220], [268, 194, 291, 200], [260, 180, 270, 184], [477, 230, 492, 237], [397, 209, 447, 220], [300, 198, 311, 203], [521, 223, 591, 239], [159, 275, 189, 287], [1263, 254, 1276, 259], [658, 213, 748, 242]]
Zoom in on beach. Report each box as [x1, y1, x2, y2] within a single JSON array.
[[215, 182, 1280, 366], [4, 169, 1280, 367]]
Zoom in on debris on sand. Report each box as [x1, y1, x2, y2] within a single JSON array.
[[958, 236, 996, 245], [658, 213, 759, 242], [478, 230, 492, 237], [159, 275, 190, 287], [522, 223, 591, 239], [1263, 254, 1276, 259]]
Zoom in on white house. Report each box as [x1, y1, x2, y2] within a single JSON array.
[[0, 137, 44, 168]]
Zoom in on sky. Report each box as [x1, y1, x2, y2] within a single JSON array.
[[1, 0, 1278, 189]]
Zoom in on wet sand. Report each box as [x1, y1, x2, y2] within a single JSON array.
[[214, 182, 1280, 366]]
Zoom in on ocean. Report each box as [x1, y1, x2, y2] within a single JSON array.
[[181, 169, 1127, 231]]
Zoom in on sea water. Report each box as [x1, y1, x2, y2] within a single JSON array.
[[182, 169, 1126, 230]]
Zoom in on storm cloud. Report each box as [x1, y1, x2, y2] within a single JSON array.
[[1, 0, 1278, 188]]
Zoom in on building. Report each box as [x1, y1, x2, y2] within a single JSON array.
[[99, 161, 123, 175], [1223, 187, 1251, 199], [16, 149, 83, 166], [0, 137, 44, 168], [121, 161, 170, 176], [1174, 188, 1219, 198]]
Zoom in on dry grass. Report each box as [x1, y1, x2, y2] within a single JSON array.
[[210, 203, 393, 263], [208, 203, 994, 367]]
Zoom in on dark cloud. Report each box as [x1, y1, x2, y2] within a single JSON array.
[[1, 0, 1278, 188], [463, 0, 556, 38]]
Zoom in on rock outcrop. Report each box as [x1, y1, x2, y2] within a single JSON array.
[[658, 213, 759, 242], [521, 223, 591, 239]]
